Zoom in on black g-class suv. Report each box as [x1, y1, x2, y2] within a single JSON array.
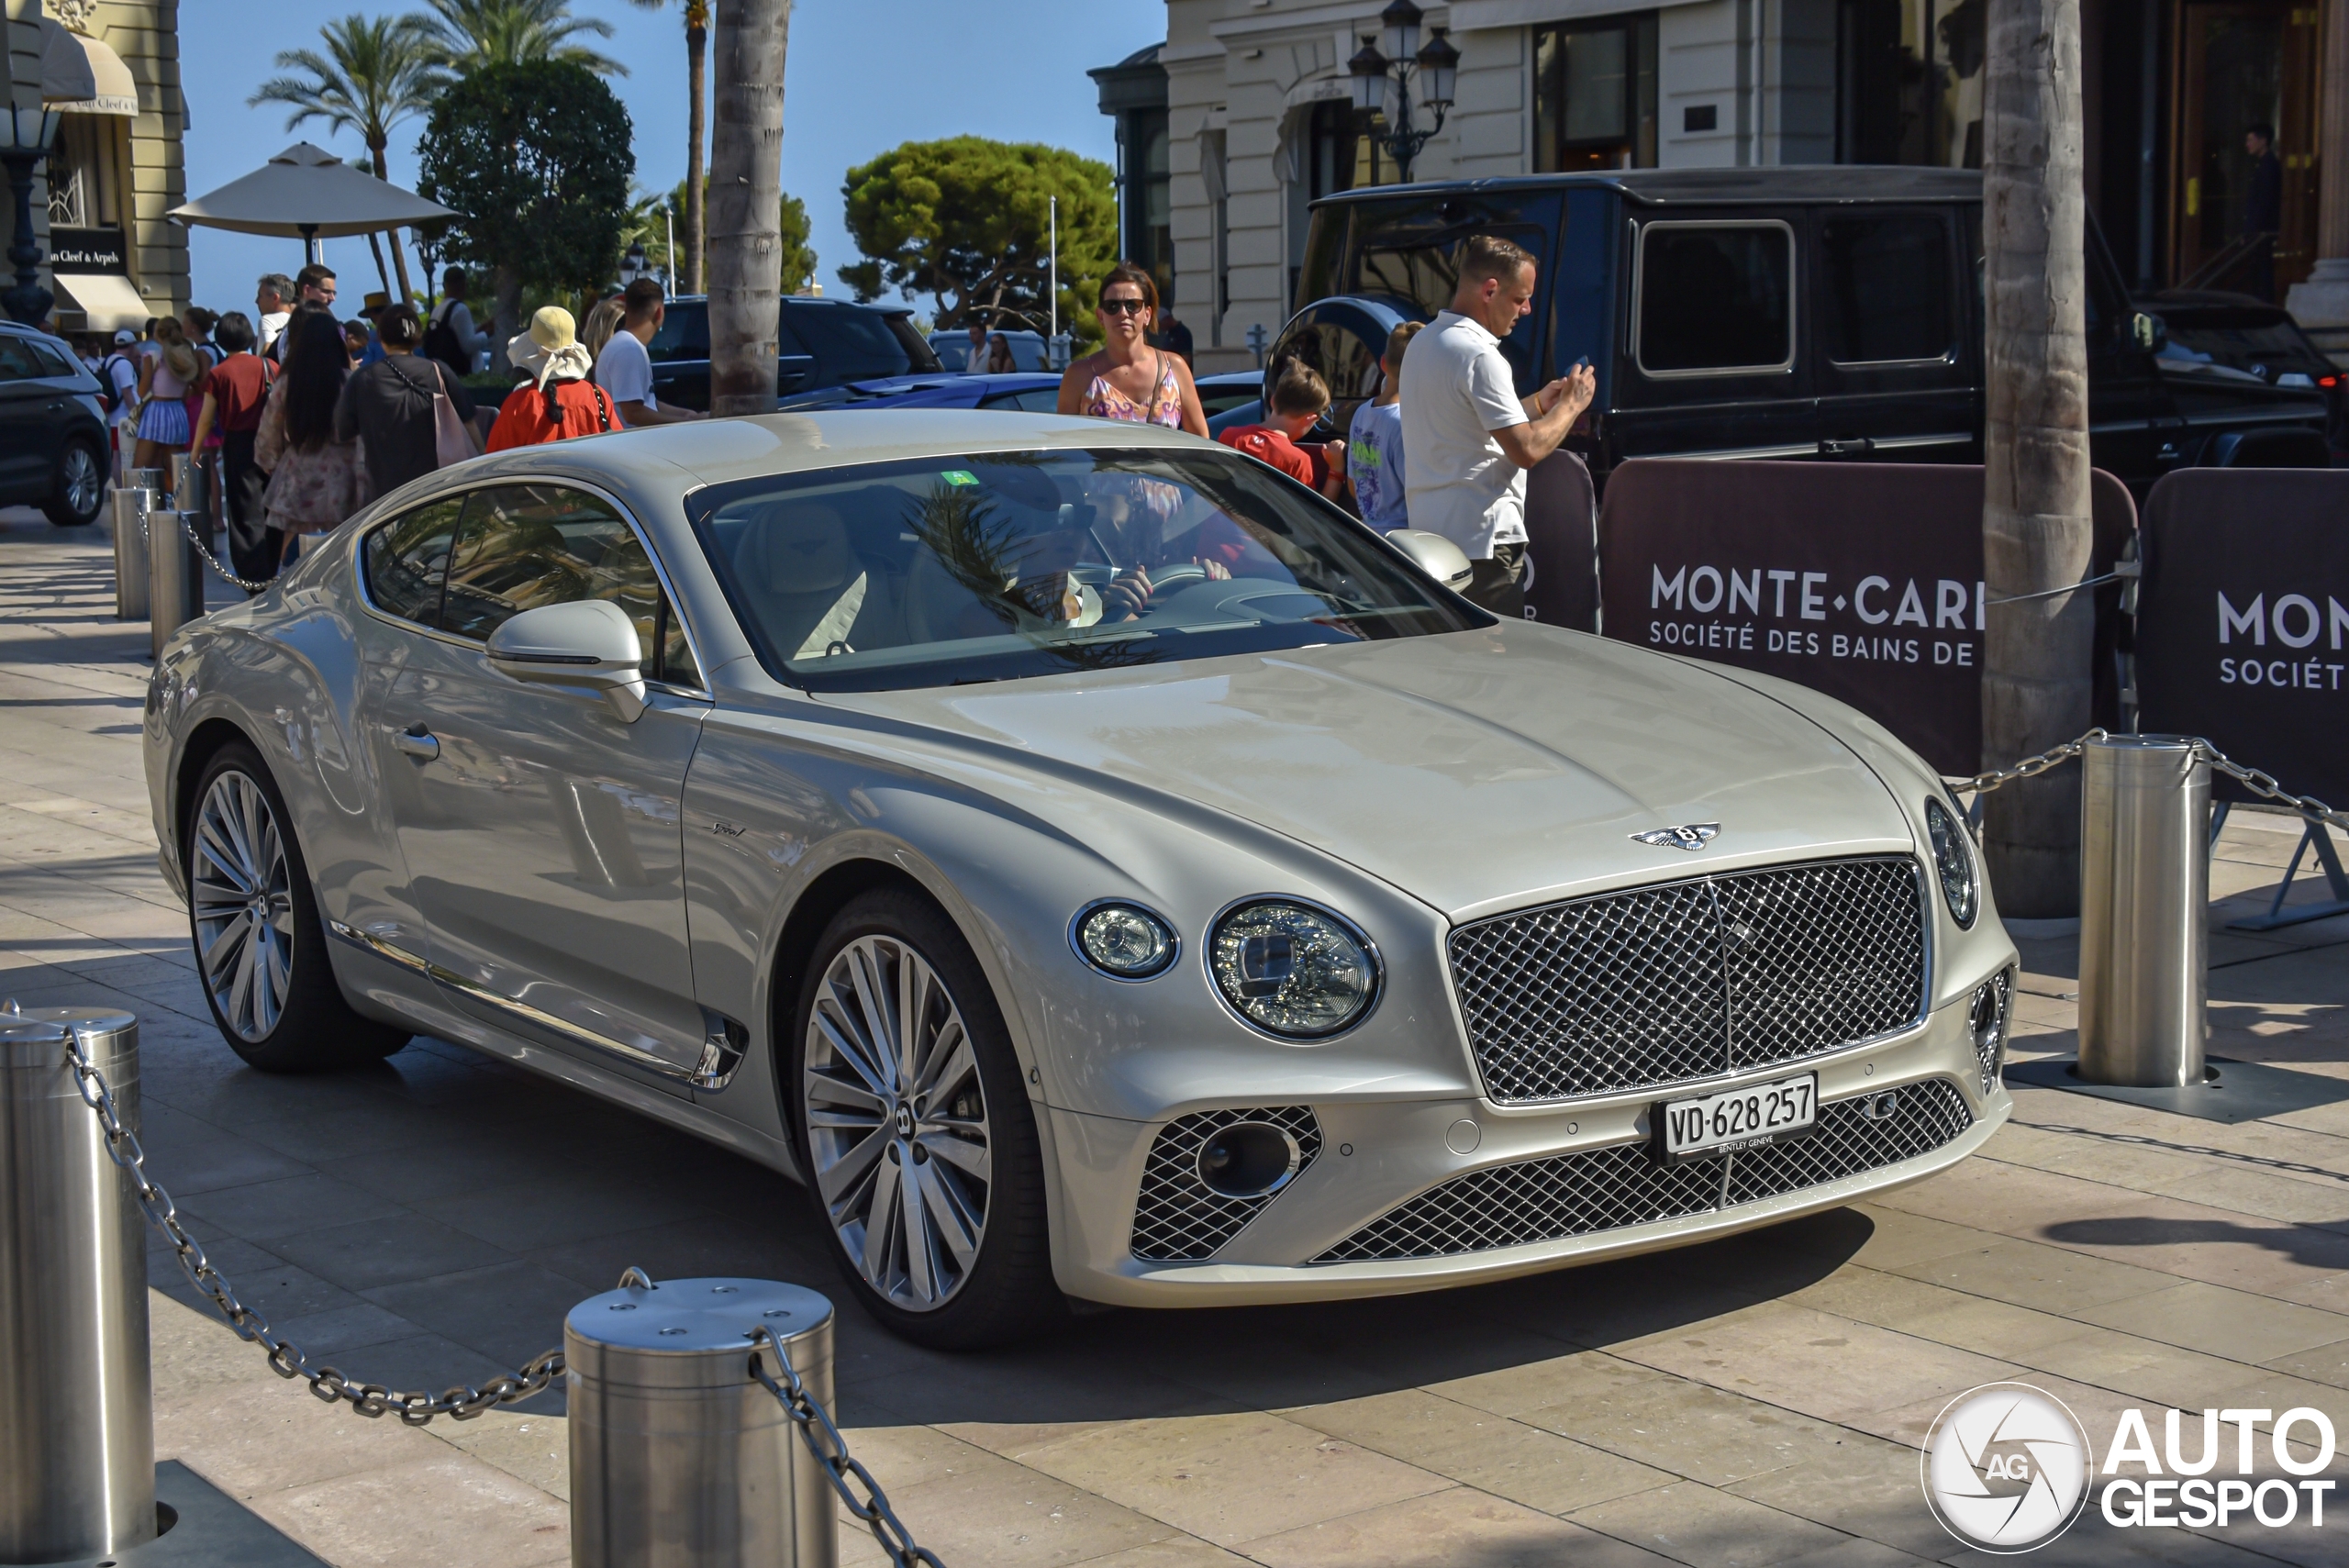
[[1273, 168, 2332, 494], [645, 294, 941, 412]]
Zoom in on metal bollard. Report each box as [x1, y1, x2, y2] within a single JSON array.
[[125, 466, 167, 506], [111, 485, 152, 622], [149, 510, 204, 659], [2077, 735, 2210, 1086], [568, 1275, 837, 1568], [0, 1007, 156, 1562]]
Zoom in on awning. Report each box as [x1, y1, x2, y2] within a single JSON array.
[[40, 20, 139, 117], [52, 272, 154, 332]]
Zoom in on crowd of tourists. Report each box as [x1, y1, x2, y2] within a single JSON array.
[[88, 265, 708, 594], [1051, 235, 1594, 616], [101, 233, 1576, 615]]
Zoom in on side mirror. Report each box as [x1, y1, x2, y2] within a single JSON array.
[[485, 599, 647, 722], [2131, 311, 2167, 354], [1385, 528, 1475, 593]]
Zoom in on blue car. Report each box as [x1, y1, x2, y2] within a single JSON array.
[[776, 371, 1063, 414]]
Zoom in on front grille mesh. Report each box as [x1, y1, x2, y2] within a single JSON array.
[[1130, 1106, 1320, 1262], [1450, 856, 1926, 1104], [1315, 1078, 1972, 1262]]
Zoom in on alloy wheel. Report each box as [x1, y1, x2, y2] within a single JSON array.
[[804, 934, 993, 1310], [61, 446, 99, 519], [190, 771, 295, 1041]]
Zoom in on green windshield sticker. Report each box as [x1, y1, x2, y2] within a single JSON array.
[[939, 470, 979, 486]]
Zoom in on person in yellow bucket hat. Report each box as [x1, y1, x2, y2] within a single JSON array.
[[485, 306, 623, 451]]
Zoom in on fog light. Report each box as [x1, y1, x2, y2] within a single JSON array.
[[1969, 970, 2013, 1094], [1071, 901, 1178, 979], [1196, 1120, 1303, 1198]]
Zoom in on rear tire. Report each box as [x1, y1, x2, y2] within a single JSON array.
[[185, 742, 410, 1071], [789, 888, 1061, 1348], [43, 439, 104, 528]]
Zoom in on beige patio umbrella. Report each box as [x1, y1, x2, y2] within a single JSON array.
[[169, 142, 457, 269]]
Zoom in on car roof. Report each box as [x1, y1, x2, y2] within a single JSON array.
[[1195, 370, 1261, 388], [471, 409, 1206, 495], [662, 293, 912, 316], [1311, 165, 1984, 209]]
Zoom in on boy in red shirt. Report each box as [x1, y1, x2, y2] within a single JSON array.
[[1217, 361, 1346, 500]]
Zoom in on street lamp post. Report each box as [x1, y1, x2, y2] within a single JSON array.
[[0, 107, 61, 326], [618, 239, 649, 292], [1346, 0, 1459, 183]]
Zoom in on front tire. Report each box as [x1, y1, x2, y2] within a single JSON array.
[[43, 439, 104, 528], [185, 743, 409, 1071], [790, 889, 1059, 1348]]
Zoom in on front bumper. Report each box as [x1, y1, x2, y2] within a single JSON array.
[[1046, 982, 2008, 1307]]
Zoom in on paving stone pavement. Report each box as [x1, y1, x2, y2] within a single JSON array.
[[8, 506, 2349, 1568]]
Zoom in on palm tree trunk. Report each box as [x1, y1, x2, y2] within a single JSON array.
[[686, 5, 708, 295], [365, 231, 394, 297], [370, 138, 417, 304], [1981, 0, 2094, 917], [707, 0, 788, 416]]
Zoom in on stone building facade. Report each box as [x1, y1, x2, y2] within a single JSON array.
[[5, 0, 187, 335], [1103, 0, 2349, 374]]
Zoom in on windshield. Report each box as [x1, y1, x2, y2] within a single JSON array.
[[691, 448, 1484, 692], [647, 299, 710, 362], [2156, 313, 2332, 384]]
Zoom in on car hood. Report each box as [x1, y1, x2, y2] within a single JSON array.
[[826, 625, 1915, 920]]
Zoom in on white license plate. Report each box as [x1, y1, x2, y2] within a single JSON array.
[[1656, 1073, 1818, 1162]]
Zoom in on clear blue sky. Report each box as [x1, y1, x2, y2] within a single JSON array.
[[179, 0, 1164, 313]]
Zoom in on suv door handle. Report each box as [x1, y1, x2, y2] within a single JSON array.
[[1819, 436, 1874, 457], [392, 724, 440, 760]]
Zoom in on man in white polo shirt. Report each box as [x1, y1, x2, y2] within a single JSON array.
[[1399, 234, 1595, 615]]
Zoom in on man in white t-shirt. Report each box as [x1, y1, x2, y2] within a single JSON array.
[[961, 319, 989, 373], [596, 278, 703, 427], [1398, 234, 1595, 616]]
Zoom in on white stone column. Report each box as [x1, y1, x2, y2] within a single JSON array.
[[2286, 0, 2349, 365]]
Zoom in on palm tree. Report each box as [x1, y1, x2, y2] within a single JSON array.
[[250, 14, 439, 302], [411, 0, 625, 77], [709, 0, 789, 414], [628, 0, 709, 294]]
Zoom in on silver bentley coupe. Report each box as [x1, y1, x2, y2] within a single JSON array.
[[144, 412, 2017, 1346]]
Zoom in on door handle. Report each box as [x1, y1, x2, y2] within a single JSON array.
[[1819, 436, 1874, 457], [392, 724, 440, 761]]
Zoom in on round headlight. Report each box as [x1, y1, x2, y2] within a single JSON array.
[[1924, 798, 1978, 928], [1072, 902, 1178, 979], [1208, 900, 1379, 1038]]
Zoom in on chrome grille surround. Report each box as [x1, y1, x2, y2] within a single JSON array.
[[1315, 1077, 1974, 1262], [1130, 1106, 1322, 1262], [1448, 855, 1928, 1105]]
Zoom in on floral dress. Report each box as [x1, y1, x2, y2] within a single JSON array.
[[1081, 351, 1186, 543], [255, 379, 371, 534]]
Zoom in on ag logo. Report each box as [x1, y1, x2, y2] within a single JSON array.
[[1921, 1383, 2092, 1552]]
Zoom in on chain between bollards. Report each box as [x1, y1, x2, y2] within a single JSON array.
[[57, 1026, 562, 1425], [1952, 728, 2348, 836], [750, 1327, 944, 1568]]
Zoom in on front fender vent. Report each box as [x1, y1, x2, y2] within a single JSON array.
[[1130, 1106, 1321, 1262]]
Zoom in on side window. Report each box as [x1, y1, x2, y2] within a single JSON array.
[[440, 484, 702, 686], [27, 340, 76, 378], [1819, 214, 1954, 365], [0, 338, 40, 382], [1636, 222, 1794, 376], [362, 496, 464, 627]]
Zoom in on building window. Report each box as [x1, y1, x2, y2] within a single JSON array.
[[1835, 0, 1987, 170], [1291, 100, 1391, 313], [49, 115, 125, 231], [1127, 107, 1174, 305], [1533, 15, 1657, 171]]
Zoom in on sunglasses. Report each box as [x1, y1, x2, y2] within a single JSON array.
[[1098, 298, 1150, 317]]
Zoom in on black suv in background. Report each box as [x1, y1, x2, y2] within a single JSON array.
[[646, 295, 941, 411], [1275, 168, 2332, 495], [0, 320, 108, 526]]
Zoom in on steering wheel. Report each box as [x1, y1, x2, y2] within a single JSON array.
[[1149, 563, 1209, 589]]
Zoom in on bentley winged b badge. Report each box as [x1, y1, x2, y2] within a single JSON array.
[[1631, 823, 1720, 851]]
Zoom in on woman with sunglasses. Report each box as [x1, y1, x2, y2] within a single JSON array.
[[1055, 265, 1208, 436]]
